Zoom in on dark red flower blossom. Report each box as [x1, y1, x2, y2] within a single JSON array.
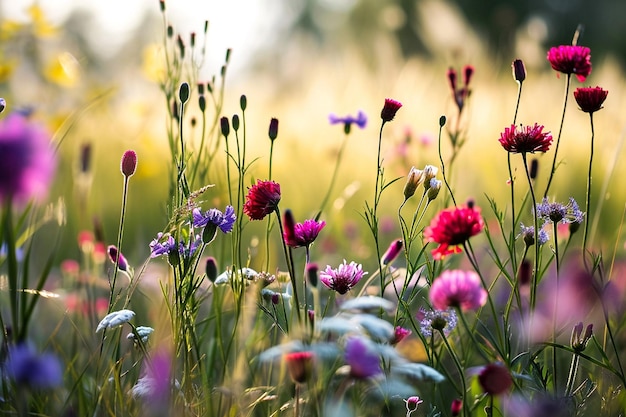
[[498, 123, 553, 154], [284, 351, 314, 384], [380, 98, 402, 122], [243, 180, 281, 220], [424, 205, 484, 260], [478, 363, 513, 396], [574, 86, 608, 113], [547, 45, 591, 82]]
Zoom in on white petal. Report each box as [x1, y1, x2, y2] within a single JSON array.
[[96, 309, 135, 332]]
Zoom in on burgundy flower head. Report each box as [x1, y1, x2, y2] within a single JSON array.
[[478, 363, 513, 396], [424, 204, 484, 260], [283, 213, 326, 248], [284, 351, 314, 384], [243, 180, 281, 220], [547, 45, 592, 82], [574, 86, 608, 113], [429, 269, 487, 311], [380, 98, 402, 122], [498, 123, 553, 154]]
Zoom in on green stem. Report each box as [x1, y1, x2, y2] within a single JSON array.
[[544, 74, 571, 199], [317, 132, 349, 219], [107, 176, 129, 313], [582, 112, 595, 267], [522, 153, 540, 311]]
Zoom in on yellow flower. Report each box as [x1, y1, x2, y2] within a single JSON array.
[[28, 5, 57, 38], [44, 52, 80, 87]]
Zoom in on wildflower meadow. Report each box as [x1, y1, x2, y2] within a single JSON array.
[[2, 1, 626, 416]]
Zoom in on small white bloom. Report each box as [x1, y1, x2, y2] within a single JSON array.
[[214, 268, 258, 286], [96, 309, 135, 333], [127, 326, 154, 344]]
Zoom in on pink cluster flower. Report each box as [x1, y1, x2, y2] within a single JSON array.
[[429, 269, 487, 311]]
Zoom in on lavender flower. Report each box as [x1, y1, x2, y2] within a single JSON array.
[[329, 110, 367, 134], [149, 232, 177, 258], [344, 336, 382, 379], [535, 197, 585, 224], [192, 205, 236, 233], [5, 344, 63, 389], [518, 223, 549, 247], [417, 307, 458, 338]]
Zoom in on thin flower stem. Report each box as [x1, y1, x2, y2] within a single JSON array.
[[552, 220, 560, 393], [522, 153, 540, 311], [318, 132, 349, 219], [508, 81, 523, 274], [372, 122, 385, 294], [565, 352, 580, 396], [107, 176, 130, 314], [440, 330, 470, 416], [582, 112, 595, 267], [544, 74, 571, 199], [275, 208, 302, 325], [438, 118, 457, 206]]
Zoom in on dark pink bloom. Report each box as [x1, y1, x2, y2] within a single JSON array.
[[547, 45, 592, 82], [451, 398, 463, 416], [107, 245, 129, 272], [478, 363, 513, 395], [380, 98, 402, 122], [447, 65, 474, 111], [391, 326, 411, 345], [429, 269, 487, 311], [0, 113, 55, 205], [344, 336, 382, 379], [423, 204, 484, 260], [120, 150, 137, 177], [283, 210, 326, 248], [243, 180, 281, 220], [284, 351, 314, 384], [381, 239, 403, 265], [498, 123, 553, 154], [574, 86, 608, 113], [319, 260, 366, 294]]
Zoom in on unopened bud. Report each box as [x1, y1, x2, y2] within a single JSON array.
[[240, 95, 247, 111], [205, 257, 218, 282], [107, 245, 129, 272], [268, 118, 279, 141], [197, 83, 204, 95], [159, 0, 165, 12], [529, 158, 538, 179], [190, 32, 196, 48], [179, 82, 190, 104], [427, 179, 442, 201], [121, 150, 137, 178], [451, 399, 462, 416], [463, 65, 474, 87], [198, 95, 206, 112], [220, 117, 230, 137], [381, 239, 403, 265], [439, 115, 446, 127], [232, 114, 240, 131], [306, 263, 318, 287], [403, 166, 424, 200], [423, 165, 439, 188], [80, 143, 92, 173], [512, 59, 526, 83]]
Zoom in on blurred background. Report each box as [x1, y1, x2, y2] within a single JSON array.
[[1, 0, 625, 272]]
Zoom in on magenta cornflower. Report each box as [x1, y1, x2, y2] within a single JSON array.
[[498, 123, 553, 154], [380, 98, 402, 122], [319, 260, 367, 294], [429, 269, 487, 311], [243, 180, 281, 220], [344, 336, 382, 379], [423, 204, 484, 260], [547, 45, 592, 82], [391, 326, 411, 345], [283, 211, 326, 248], [0, 112, 56, 205], [574, 86, 608, 113]]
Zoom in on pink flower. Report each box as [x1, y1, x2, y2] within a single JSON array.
[[391, 326, 411, 345], [282, 209, 326, 248], [380, 98, 402, 122], [243, 180, 281, 220], [284, 351, 314, 384], [319, 260, 367, 294], [0, 113, 56, 205], [381, 239, 403, 265], [478, 363, 513, 395], [574, 86, 608, 114], [498, 123, 553, 154], [429, 269, 487, 311], [547, 45, 592, 82], [423, 204, 484, 260], [120, 150, 137, 178]]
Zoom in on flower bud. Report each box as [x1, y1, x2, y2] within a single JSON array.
[[179, 82, 190, 104], [240, 95, 247, 111], [405, 396, 423, 412], [451, 399, 462, 416], [80, 143, 92, 174], [306, 263, 318, 287], [403, 166, 424, 200], [268, 118, 279, 141], [205, 257, 218, 283], [284, 351, 314, 384], [512, 59, 526, 83], [198, 95, 206, 112], [121, 150, 137, 178], [381, 239, 403, 265], [232, 114, 240, 131], [380, 98, 402, 122], [107, 245, 129, 272], [0, 98, 6, 113], [220, 117, 230, 137], [423, 165, 439, 188], [439, 115, 446, 127], [197, 83, 204, 95], [529, 158, 538, 179], [427, 179, 442, 201]]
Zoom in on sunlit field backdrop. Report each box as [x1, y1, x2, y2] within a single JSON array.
[[2, 1, 626, 416]]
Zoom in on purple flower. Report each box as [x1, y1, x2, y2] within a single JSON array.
[[344, 336, 382, 379], [417, 307, 458, 337], [535, 197, 584, 225], [283, 210, 326, 248], [329, 110, 368, 133], [149, 232, 177, 258], [0, 113, 56, 205], [5, 343, 63, 389], [319, 260, 367, 294], [192, 205, 236, 233], [107, 245, 130, 272], [518, 223, 549, 247]]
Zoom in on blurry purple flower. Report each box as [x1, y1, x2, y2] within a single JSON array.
[[535, 197, 584, 224], [149, 232, 177, 258], [192, 205, 236, 233], [503, 394, 572, 417], [429, 270, 487, 311], [0, 113, 56, 205], [478, 363, 512, 395], [329, 110, 367, 134], [319, 260, 367, 294], [6, 343, 63, 389], [344, 336, 382, 379], [418, 307, 458, 337], [132, 349, 176, 405]]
